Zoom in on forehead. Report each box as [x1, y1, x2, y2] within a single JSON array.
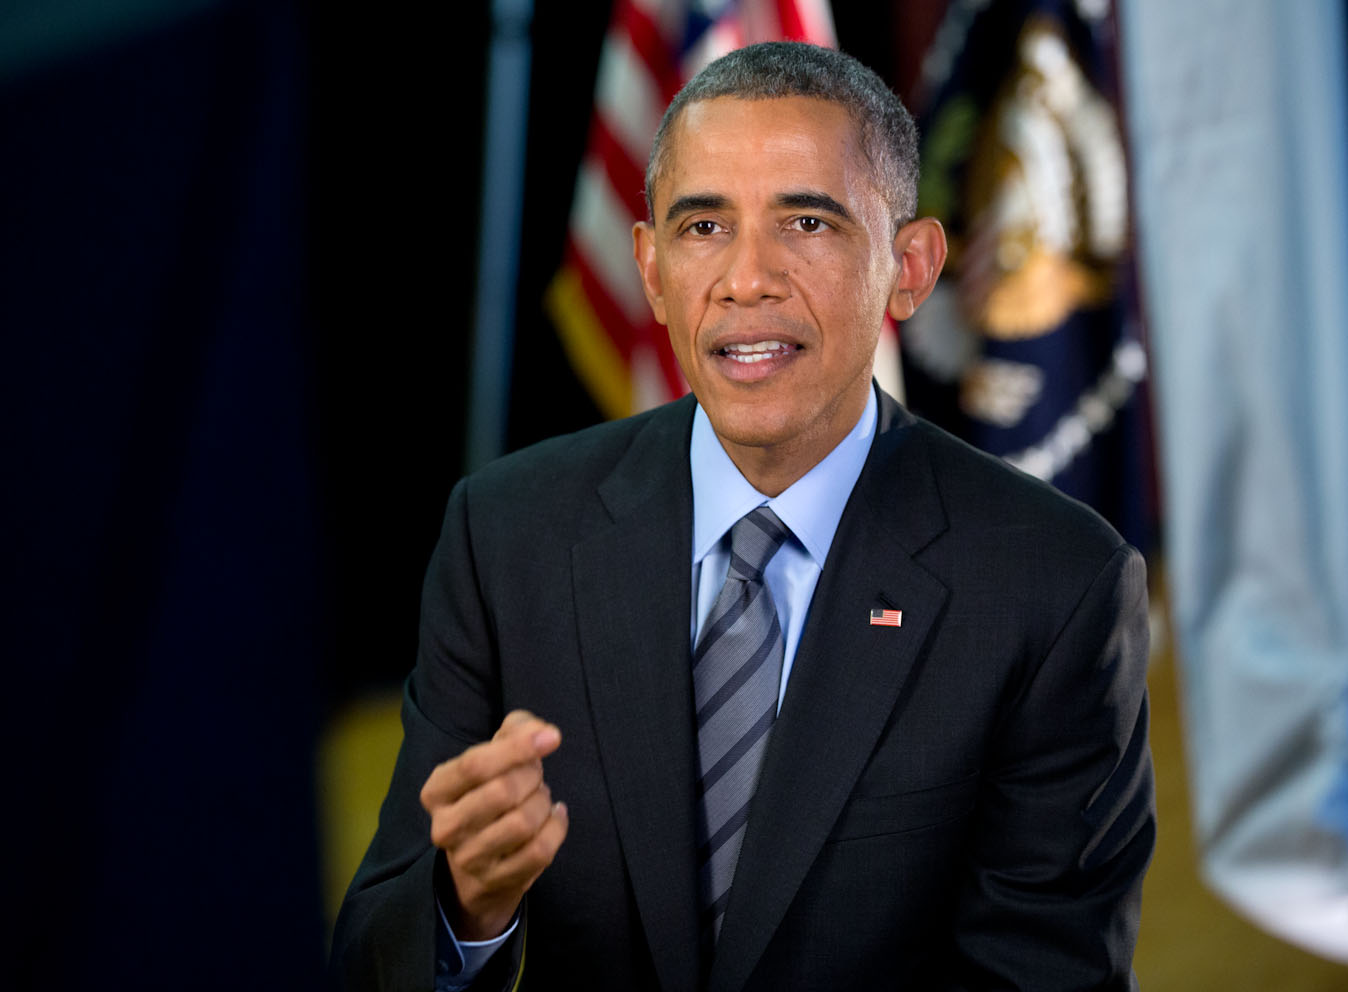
[[653, 96, 874, 213]]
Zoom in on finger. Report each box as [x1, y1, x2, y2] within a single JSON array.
[[496, 710, 562, 758], [448, 801, 570, 921], [421, 716, 561, 810], [454, 781, 556, 868], [428, 761, 545, 851], [494, 709, 539, 740], [462, 800, 569, 896]]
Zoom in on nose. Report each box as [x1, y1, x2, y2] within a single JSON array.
[[714, 224, 790, 306]]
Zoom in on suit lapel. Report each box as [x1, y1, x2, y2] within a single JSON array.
[[571, 397, 703, 992], [708, 394, 952, 992]]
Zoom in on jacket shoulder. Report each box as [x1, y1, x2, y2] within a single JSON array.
[[465, 397, 692, 509], [888, 413, 1129, 575]]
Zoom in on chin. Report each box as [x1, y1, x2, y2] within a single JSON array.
[[709, 409, 800, 450]]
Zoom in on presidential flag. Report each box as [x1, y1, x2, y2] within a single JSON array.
[[898, 0, 1153, 549]]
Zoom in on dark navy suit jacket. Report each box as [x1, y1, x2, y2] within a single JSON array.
[[331, 389, 1154, 991]]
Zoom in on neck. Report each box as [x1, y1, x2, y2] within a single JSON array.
[[724, 451, 806, 498], [718, 388, 871, 497]]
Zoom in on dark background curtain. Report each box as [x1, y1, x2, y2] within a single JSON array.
[[2, 2, 910, 985]]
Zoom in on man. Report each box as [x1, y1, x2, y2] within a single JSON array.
[[332, 42, 1154, 991]]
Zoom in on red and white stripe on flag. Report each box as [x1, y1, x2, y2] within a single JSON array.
[[869, 608, 902, 627], [545, 0, 846, 420]]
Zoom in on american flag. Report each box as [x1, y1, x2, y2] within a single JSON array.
[[545, 0, 848, 419], [870, 608, 902, 627]]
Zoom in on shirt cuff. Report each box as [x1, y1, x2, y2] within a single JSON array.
[[434, 893, 519, 991]]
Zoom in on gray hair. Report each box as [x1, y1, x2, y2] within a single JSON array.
[[644, 42, 920, 231]]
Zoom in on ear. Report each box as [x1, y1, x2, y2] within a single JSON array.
[[632, 221, 668, 326], [886, 217, 948, 322]]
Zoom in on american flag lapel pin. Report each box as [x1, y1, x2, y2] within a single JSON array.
[[869, 607, 902, 627]]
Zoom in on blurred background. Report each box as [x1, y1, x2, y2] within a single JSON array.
[[5, 0, 1345, 988]]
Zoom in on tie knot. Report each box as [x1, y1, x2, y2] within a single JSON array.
[[726, 506, 789, 582]]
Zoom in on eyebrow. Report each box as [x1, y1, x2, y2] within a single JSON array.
[[775, 190, 854, 222], [663, 190, 855, 226], [664, 193, 728, 224]]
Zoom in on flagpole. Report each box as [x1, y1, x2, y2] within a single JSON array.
[[466, 0, 534, 472]]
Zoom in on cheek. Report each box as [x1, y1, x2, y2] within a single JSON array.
[[665, 320, 691, 358], [661, 277, 710, 346], [836, 259, 896, 324], [796, 241, 886, 295], [661, 304, 703, 367], [810, 269, 884, 330]]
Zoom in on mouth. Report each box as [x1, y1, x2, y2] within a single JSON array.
[[709, 338, 802, 382], [713, 340, 800, 363]]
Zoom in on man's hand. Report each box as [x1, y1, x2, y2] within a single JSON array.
[[420, 710, 569, 941]]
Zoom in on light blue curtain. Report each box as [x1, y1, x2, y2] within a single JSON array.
[[1121, 0, 1348, 961]]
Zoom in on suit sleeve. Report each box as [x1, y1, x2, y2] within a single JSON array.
[[949, 543, 1155, 991], [329, 478, 526, 992]]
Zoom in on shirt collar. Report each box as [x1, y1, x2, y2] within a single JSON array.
[[690, 385, 878, 567]]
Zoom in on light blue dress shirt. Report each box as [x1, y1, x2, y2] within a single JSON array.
[[436, 388, 878, 987], [689, 388, 877, 707]]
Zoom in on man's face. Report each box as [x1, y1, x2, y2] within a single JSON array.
[[634, 96, 905, 486]]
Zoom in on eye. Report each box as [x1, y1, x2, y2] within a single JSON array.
[[792, 215, 828, 233], [688, 219, 723, 236]]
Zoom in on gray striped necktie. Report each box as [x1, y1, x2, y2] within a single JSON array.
[[693, 505, 789, 944]]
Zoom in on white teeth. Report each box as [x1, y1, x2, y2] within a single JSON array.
[[724, 340, 786, 353], [721, 340, 790, 362]]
